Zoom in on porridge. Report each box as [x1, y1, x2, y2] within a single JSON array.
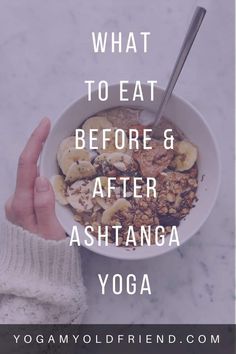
[[51, 107, 198, 246]]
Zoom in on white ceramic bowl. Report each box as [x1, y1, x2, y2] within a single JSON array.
[[40, 84, 220, 260]]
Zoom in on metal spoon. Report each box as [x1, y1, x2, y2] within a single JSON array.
[[139, 6, 206, 133]]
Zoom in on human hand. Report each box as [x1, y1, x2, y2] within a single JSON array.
[[5, 118, 66, 240]]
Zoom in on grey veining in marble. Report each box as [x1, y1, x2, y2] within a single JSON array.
[[0, 0, 235, 324]]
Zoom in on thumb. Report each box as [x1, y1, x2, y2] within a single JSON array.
[[34, 176, 66, 240]]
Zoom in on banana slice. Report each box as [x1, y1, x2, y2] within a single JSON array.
[[107, 152, 133, 172], [57, 136, 75, 166], [65, 161, 96, 183], [67, 180, 94, 212], [94, 176, 109, 192], [93, 176, 115, 209], [93, 153, 109, 166], [97, 127, 129, 154], [174, 141, 198, 171], [50, 175, 68, 205], [60, 148, 91, 175], [94, 152, 135, 174], [82, 116, 113, 136], [102, 198, 131, 224]]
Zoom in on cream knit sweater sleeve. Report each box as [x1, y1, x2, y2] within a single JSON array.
[[0, 221, 87, 324]]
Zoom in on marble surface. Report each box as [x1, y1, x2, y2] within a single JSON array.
[[0, 0, 235, 324]]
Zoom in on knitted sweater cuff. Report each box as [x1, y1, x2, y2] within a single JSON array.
[[0, 221, 87, 310]]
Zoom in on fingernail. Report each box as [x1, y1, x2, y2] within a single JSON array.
[[35, 176, 49, 192], [38, 117, 50, 129]]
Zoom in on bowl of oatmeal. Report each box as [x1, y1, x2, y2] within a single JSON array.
[[40, 84, 220, 259]]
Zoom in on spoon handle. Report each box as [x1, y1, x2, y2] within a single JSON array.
[[153, 6, 206, 129]]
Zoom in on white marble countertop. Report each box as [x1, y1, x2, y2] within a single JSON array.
[[0, 0, 234, 324]]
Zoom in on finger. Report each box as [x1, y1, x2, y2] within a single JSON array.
[[14, 117, 51, 208], [5, 195, 14, 221], [5, 194, 36, 232], [34, 176, 66, 240]]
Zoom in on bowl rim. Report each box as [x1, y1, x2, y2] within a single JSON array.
[[40, 83, 221, 260]]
